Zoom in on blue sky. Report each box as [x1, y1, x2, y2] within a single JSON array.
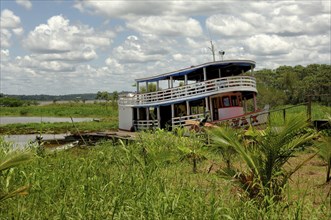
[[1, 0, 330, 95]]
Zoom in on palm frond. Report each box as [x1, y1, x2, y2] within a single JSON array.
[[0, 151, 34, 172], [0, 185, 30, 202]]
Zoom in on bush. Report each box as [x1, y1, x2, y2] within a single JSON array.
[[0, 97, 25, 107]]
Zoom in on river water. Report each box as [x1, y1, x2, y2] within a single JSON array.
[[3, 134, 68, 149], [0, 116, 93, 148], [0, 116, 93, 125]]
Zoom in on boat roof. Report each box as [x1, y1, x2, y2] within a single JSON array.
[[135, 60, 255, 83]]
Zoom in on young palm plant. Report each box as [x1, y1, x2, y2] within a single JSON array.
[[208, 114, 317, 201], [207, 126, 239, 170], [0, 144, 34, 202], [177, 134, 206, 173]]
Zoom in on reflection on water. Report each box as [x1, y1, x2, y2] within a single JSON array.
[[3, 134, 67, 149], [0, 116, 93, 125], [0, 117, 94, 149]]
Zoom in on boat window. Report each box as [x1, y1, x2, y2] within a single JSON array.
[[222, 96, 230, 107], [231, 96, 239, 106]]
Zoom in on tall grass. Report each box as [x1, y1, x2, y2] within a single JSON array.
[[269, 103, 331, 126], [0, 102, 117, 118], [1, 130, 330, 219], [0, 103, 118, 134], [0, 120, 118, 135]]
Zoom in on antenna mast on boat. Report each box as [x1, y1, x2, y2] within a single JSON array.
[[207, 27, 216, 62], [207, 28, 225, 61], [208, 40, 225, 61], [209, 40, 216, 62]]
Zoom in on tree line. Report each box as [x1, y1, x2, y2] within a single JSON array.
[[254, 64, 330, 108], [1, 64, 330, 108], [0, 92, 121, 107]]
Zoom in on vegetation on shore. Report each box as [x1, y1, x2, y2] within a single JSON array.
[[0, 103, 118, 135], [254, 64, 330, 108], [1, 121, 330, 219], [0, 62, 330, 218], [1, 102, 330, 135], [0, 102, 117, 117]]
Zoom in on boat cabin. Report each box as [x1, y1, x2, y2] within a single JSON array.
[[118, 60, 260, 131]]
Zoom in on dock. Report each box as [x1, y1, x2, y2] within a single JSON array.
[[41, 130, 136, 148], [65, 130, 136, 145]]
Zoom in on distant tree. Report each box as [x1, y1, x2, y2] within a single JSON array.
[[139, 83, 157, 93], [96, 91, 111, 101], [111, 91, 119, 107], [0, 97, 24, 107], [255, 64, 331, 106], [112, 91, 119, 101], [96, 91, 113, 109]]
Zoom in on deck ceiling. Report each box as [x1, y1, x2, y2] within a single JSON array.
[[136, 60, 255, 83]]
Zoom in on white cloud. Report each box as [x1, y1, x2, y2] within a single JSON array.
[[1, 29, 12, 48], [1, 1, 330, 95], [105, 57, 124, 73], [127, 16, 202, 37], [321, 0, 331, 13], [0, 9, 23, 48], [74, 1, 168, 18], [111, 35, 167, 64], [206, 15, 255, 37], [14, 55, 74, 73], [245, 35, 292, 56], [1, 49, 10, 61], [24, 15, 113, 62], [15, 0, 32, 10], [1, 9, 22, 29]]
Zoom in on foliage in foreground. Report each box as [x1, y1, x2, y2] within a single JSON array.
[[0, 129, 330, 219], [208, 114, 317, 202], [0, 139, 34, 202]]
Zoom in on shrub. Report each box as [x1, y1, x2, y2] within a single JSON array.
[[208, 114, 317, 203]]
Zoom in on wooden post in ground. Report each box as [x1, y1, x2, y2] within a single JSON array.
[[70, 116, 87, 146], [307, 96, 312, 122]]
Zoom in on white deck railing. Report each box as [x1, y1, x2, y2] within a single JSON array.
[[119, 76, 256, 107], [133, 120, 159, 130], [172, 113, 205, 127]]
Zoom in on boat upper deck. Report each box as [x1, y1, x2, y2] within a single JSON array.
[[135, 60, 256, 83], [119, 60, 257, 107], [119, 75, 257, 107]]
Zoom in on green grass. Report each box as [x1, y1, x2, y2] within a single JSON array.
[[269, 103, 331, 126], [0, 103, 118, 135], [1, 102, 330, 135], [1, 131, 330, 219], [0, 120, 118, 135], [0, 102, 117, 117]]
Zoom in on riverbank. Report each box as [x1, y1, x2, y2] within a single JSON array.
[[0, 103, 118, 135], [0, 102, 116, 117], [0, 119, 118, 135], [0, 116, 94, 125]]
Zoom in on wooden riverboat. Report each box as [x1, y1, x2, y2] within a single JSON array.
[[118, 60, 268, 131]]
